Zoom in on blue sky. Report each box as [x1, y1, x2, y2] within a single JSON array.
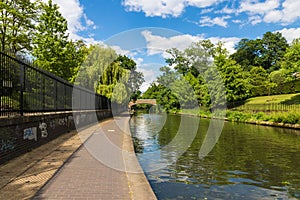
[[49, 0, 300, 91]]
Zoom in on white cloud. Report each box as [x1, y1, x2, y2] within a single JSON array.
[[232, 19, 242, 24], [263, 10, 283, 23], [218, 7, 236, 14], [141, 30, 203, 57], [248, 15, 262, 25], [239, 0, 280, 15], [187, 0, 220, 8], [277, 27, 300, 43], [135, 57, 144, 66], [280, 0, 300, 24], [142, 30, 240, 56], [200, 8, 214, 14], [239, 0, 300, 25], [208, 37, 240, 54], [122, 0, 222, 18], [199, 16, 230, 27], [122, 0, 300, 27], [111, 45, 132, 56], [137, 67, 156, 92], [123, 0, 186, 18]]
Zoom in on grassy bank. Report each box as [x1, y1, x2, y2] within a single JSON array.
[[226, 111, 300, 124], [178, 94, 300, 128], [179, 109, 300, 124]]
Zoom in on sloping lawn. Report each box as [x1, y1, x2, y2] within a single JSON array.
[[245, 93, 300, 105]]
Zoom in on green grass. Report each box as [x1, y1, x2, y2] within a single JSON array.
[[233, 93, 300, 112], [179, 93, 300, 125], [245, 93, 300, 104]]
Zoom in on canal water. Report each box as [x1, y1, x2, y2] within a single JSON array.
[[130, 113, 300, 200]]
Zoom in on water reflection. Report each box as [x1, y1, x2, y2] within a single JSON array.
[[130, 113, 300, 199]]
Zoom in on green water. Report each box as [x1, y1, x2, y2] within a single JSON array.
[[130, 113, 300, 200]]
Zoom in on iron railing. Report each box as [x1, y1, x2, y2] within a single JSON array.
[[0, 51, 110, 117]]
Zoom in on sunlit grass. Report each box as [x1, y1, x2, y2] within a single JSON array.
[[245, 93, 300, 104]]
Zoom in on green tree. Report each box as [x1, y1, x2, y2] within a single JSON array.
[[164, 40, 215, 108], [248, 66, 269, 96], [155, 66, 180, 112], [76, 44, 118, 90], [230, 38, 259, 70], [77, 45, 144, 103], [259, 32, 288, 71], [32, 0, 86, 82], [281, 38, 300, 81], [142, 83, 161, 99], [97, 60, 129, 100], [0, 0, 37, 53], [115, 55, 144, 99], [214, 42, 250, 102], [231, 32, 288, 72]]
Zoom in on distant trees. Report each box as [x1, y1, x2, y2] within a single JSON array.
[[142, 32, 300, 112], [231, 32, 288, 72], [281, 38, 300, 80]]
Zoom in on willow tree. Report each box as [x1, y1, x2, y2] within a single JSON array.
[[77, 45, 144, 104]]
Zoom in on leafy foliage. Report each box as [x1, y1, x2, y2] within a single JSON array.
[[0, 0, 37, 53], [32, 0, 87, 82], [231, 32, 288, 72], [76, 45, 144, 103]]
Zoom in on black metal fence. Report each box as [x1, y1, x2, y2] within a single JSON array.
[[231, 103, 300, 112], [0, 51, 111, 117]]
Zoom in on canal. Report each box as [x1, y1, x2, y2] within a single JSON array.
[[130, 113, 300, 200]]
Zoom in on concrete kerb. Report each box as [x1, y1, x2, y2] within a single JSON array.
[[119, 114, 157, 200]]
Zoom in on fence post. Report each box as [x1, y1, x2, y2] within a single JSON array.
[[0, 53, 2, 115], [20, 64, 24, 116], [55, 80, 58, 110]]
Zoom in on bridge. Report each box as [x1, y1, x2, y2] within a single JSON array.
[[128, 99, 157, 108]]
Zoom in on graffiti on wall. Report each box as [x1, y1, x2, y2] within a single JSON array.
[[39, 122, 48, 138], [23, 127, 37, 141], [0, 138, 16, 152], [58, 117, 67, 126]]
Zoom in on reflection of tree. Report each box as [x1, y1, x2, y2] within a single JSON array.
[[144, 115, 300, 198], [171, 121, 300, 197], [129, 116, 144, 154], [157, 115, 179, 146]]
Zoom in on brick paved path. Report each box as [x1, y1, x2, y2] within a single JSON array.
[[34, 116, 132, 200]]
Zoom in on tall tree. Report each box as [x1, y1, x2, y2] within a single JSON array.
[[231, 32, 288, 72], [76, 44, 118, 90], [281, 38, 300, 81], [115, 55, 144, 97], [230, 38, 259, 70], [248, 66, 270, 96], [0, 0, 37, 54], [259, 32, 288, 71], [32, 0, 86, 82], [77, 45, 144, 103], [214, 42, 250, 102]]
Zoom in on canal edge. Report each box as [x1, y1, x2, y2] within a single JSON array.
[[178, 112, 300, 131], [121, 114, 158, 200]]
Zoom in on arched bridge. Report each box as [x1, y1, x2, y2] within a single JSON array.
[[128, 99, 157, 108]]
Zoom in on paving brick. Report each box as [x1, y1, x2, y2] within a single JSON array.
[[33, 119, 131, 200]]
